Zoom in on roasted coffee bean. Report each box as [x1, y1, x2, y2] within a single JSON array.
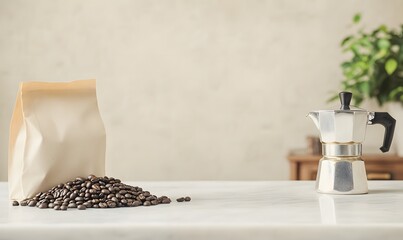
[[83, 202, 92, 208], [20, 201, 28, 206], [184, 196, 191, 202], [92, 184, 100, 191], [75, 197, 84, 202], [162, 198, 171, 204], [101, 189, 110, 194], [39, 203, 48, 209], [48, 203, 54, 208], [28, 200, 37, 207], [137, 194, 145, 201], [12, 200, 19, 206], [87, 174, 96, 180], [151, 200, 158, 205], [146, 196, 156, 201], [54, 205, 61, 210], [124, 194, 132, 198], [77, 205, 86, 210], [143, 201, 151, 206], [61, 189, 68, 197], [99, 202, 107, 208], [76, 177, 85, 182], [60, 205, 67, 211], [176, 197, 185, 202], [68, 203, 77, 208], [107, 201, 116, 208], [46, 194, 54, 199]]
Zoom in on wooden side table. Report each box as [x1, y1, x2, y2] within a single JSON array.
[[288, 151, 403, 180]]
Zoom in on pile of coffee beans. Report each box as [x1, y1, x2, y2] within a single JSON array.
[[12, 175, 172, 211]]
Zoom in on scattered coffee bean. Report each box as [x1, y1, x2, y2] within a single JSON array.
[[176, 197, 185, 202], [12, 200, 19, 206], [184, 196, 191, 202]]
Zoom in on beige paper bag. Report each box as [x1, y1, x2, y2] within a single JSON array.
[[8, 80, 106, 200]]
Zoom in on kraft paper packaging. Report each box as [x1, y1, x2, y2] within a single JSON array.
[[8, 80, 106, 200]]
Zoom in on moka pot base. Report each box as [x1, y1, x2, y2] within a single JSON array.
[[315, 143, 368, 195]]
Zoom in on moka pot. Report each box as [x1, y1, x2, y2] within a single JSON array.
[[308, 92, 396, 194]]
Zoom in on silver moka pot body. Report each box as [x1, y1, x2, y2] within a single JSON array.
[[308, 92, 396, 194]]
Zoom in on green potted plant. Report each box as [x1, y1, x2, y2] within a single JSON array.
[[332, 13, 403, 155]]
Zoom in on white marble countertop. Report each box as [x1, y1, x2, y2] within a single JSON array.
[[1, 181, 403, 240]]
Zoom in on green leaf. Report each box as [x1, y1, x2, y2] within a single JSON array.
[[374, 49, 388, 60], [358, 81, 370, 95], [377, 39, 390, 49], [379, 25, 388, 32], [341, 36, 353, 46], [353, 13, 361, 24], [390, 86, 403, 99], [385, 58, 398, 75]]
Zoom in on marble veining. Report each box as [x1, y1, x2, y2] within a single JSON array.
[[1, 181, 403, 240]]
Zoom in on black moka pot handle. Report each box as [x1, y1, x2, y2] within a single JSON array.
[[371, 112, 396, 153]]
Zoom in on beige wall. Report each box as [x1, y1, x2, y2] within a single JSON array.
[[1, 0, 402, 181]]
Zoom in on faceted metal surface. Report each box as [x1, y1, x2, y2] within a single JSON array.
[[308, 110, 370, 144], [315, 157, 368, 194]]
